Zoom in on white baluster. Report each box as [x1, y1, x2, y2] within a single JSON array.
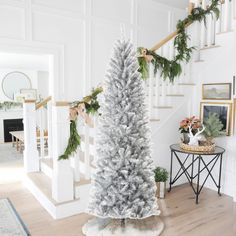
[[153, 71, 160, 119], [39, 108, 45, 159], [84, 125, 91, 180], [72, 119, 81, 182], [200, 0, 207, 48], [148, 63, 154, 119], [216, 3, 222, 33], [221, 0, 226, 31], [23, 100, 40, 172], [195, 21, 201, 60], [210, 14, 216, 45], [233, 0, 236, 18], [161, 79, 167, 106], [47, 100, 53, 158], [226, 0, 233, 31], [154, 71, 160, 107]]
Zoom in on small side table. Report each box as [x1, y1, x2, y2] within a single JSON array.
[[169, 144, 225, 204]]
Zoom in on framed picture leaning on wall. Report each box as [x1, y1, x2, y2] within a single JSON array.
[[202, 83, 232, 100], [200, 102, 232, 136]]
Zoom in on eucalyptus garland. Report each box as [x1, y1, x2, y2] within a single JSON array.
[[58, 87, 103, 160], [138, 0, 220, 82]]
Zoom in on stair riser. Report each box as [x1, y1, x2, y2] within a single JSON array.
[[41, 162, 53, 179]]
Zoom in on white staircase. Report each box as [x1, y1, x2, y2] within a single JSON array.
[[22, 0, 236, 219], [147, 0, 236, 134]]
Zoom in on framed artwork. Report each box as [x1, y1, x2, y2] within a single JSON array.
[[200, 102, 232, 136], [20, 88, 37, 100], [202, 83, 232, 100]]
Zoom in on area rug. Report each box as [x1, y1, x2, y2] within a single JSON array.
[[0, 198, 30, 236]]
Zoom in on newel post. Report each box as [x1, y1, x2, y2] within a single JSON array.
[[23, 100, 40, 172], [51, 102, 74, 202]]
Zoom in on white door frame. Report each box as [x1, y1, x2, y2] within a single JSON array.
[[0, 38, 65, 100]]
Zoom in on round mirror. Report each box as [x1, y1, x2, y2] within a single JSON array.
[[2, 71, 32, 100]]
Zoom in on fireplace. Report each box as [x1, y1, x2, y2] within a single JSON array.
[[3, 119, 23, 142]]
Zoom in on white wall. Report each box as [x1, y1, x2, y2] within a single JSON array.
[[37, 71, 49, 99], [0, 69, 38, 101], [191, 26, 236, 199], [0, 0, 185, 101]]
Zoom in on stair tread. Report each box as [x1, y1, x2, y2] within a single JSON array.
[[74, 175, 91, 187], [150, 118, 160, 122], [216, 30, 234, 35], [80, 135, 94, 145], [41, 158, 53, 169], [178, 83, 196, 86], [166, 94, 184, 97], [200, 45, 220, 51], [194, 60, 204, 63], [153, 106, 173, 109]]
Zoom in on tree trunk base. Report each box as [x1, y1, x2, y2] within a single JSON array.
[[82, 216, 164, 236]]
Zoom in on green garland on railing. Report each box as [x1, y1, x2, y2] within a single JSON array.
[[59, 1, 221, 160], [58, 87, 103, 160], [138, 0, 220, 82], [58, 120, 81, 160]]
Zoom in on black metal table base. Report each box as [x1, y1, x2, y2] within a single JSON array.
[[169, 144, 225, 204]]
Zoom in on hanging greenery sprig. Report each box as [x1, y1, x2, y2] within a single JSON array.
[[138, 0, 221, 82], [58, 86, 103, 160]]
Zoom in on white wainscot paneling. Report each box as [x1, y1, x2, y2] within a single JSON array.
[[91, 0, 132, 23], [137, 0, 169, 28], [32, 12, 85, 100], [91, 21, 129, 87], [0, 6, 24, 39], [32, 0, 85, 14], [137, 27, 168, 49]]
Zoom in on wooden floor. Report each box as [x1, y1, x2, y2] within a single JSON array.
[[0, 144, 236, 236], [0, 182, 235, 236]]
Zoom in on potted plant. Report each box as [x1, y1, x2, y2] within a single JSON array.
[[154, 167, 168, 199], [202, 112, 224, 145]]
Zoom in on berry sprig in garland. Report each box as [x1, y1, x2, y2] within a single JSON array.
[[58, 87, 103, 160], [138, 0, 220, 82]]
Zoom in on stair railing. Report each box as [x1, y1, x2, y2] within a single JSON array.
[[35, 96, 52, 160], [146, 0, 234, 121]]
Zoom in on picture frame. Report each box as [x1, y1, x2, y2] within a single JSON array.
[[20, 88, 37, 100], [202, 83, 232, 100], [200, 102, 232, 136]]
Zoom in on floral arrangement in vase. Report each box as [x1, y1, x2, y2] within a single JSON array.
[[179, 113, 224, 151], [179, 116, 202, 144]]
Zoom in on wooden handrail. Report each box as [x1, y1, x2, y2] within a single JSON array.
[[150, 1, 195, 52], [150, 21, 192, 52], [150, 0, 226, 52], [36, 96, 52, 110]]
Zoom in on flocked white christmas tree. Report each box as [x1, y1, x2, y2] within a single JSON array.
[[87, 38, 159, 220]]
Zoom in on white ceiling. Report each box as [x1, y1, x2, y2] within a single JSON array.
[[153, 0, 189, 9], [0, 52, 49, 71]]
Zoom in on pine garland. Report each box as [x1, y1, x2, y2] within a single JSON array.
[[138, 0, 221, 82], [58, 87, 103, 160], [71, 87, 103, 115], [59, 0, 221, 160], [58, 120, 81, 160]]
